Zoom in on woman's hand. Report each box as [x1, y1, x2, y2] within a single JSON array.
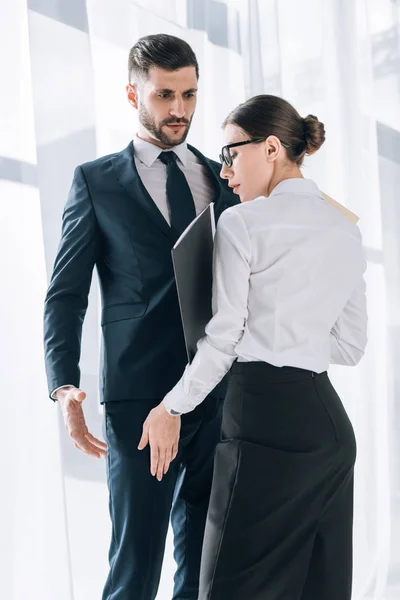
[[138, 402, 181, 481]]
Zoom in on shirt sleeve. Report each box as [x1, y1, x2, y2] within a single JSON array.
[[330, 273, 368, 365], [163, 208, 251, 415]]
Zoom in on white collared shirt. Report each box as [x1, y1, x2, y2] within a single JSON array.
[[163, 178, 368, 415], [133, 136, 215, 224]]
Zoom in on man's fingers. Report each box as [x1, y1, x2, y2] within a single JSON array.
[[72, 434, 104, 458], [85, 432, 107, 451], [78, 442, 101, 458], [75, 439, 102, 458]]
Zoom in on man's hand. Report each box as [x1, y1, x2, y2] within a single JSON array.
[[55, 387, 107, 458], [138, 403, 181, 481]]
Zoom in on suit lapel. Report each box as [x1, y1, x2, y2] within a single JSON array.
[[111, 141, 178, 242], [187, 144, 236, 220], [111, 141, 235, 241]]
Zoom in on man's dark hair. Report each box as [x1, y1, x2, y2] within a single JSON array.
[[128, 34, 199, 84]]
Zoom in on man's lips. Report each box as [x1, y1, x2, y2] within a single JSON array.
[[229, 184, 240, 192], [165, 123, 187, 129]]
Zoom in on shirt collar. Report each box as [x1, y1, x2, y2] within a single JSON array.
[[268, 178, 323, 199], [133, 135, 189, 167]]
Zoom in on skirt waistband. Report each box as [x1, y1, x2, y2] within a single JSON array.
[[231, 361, 326, 383]]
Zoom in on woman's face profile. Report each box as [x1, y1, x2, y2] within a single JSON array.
[[220, 123, 274, 202]]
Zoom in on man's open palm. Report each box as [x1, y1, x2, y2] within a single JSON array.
[[57, 387, 107, 458]]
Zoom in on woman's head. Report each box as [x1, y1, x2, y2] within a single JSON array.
[[220, 95, 325, 202]]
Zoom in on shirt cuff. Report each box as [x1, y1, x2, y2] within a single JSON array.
[[162, 375, 197, 415], [51, 385, 75, 400]]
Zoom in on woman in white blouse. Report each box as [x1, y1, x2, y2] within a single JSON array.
[[140, 94, 367, 600]]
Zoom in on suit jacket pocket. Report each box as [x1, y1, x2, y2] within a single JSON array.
[[101, 302, 148, 325]]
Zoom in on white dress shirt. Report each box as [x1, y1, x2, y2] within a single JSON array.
[[163, 178, 368, 415], [133, 135, 214, 222], [51, 136, 215, 399]]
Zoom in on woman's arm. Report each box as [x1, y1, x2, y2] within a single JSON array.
[[163, 208, 251, 414], [330, 276, 367, 365]]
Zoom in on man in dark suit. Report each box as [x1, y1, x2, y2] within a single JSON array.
[[43, 34, 237, 600]]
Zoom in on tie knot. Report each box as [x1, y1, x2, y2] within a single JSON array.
[[158, 151, 177, 165]]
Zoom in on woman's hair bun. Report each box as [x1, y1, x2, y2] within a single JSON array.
[[303, 114, 325, 155], [223, 95, 326, 165]]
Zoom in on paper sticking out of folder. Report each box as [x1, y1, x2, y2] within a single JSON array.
[[321, 192, 359, 224]]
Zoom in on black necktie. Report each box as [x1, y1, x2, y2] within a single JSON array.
[[158, 151, 196, 234]]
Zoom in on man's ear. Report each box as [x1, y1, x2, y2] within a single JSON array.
[[126, 84, 139, 109]]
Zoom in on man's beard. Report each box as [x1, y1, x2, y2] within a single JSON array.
[[139, 104, 192, 147]]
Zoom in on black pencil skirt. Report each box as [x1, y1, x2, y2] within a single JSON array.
[[198, 361, 357, 600]]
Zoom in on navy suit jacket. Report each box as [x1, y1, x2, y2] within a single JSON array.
[[44, 141, 238, 403]]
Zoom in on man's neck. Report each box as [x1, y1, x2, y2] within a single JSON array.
[[135, 133, 169, 149]]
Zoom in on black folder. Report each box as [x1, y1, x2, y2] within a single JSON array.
[[172, 203, 215, 363]]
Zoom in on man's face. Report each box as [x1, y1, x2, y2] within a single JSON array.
[[127, 66, 198, 148]]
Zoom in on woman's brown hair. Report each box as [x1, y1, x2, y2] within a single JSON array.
[[223, 95, 325, 165]]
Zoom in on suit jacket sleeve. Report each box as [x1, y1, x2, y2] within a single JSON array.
[[43, 166, 100, 398]]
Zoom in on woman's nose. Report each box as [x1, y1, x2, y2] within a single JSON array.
[[220, 162, 230, 179]]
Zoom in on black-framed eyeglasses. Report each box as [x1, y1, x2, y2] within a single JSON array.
[[219, 137, 290, 168]]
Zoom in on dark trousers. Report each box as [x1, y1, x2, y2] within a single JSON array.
[[199, 362, 357, 600], [102, 396, 222, 600]]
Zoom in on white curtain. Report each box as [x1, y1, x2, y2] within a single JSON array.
[[1, 0, 399, 598]]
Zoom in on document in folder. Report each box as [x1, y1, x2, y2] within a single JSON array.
[[321, 192, 359, 224], [172, 203, 215, 363]]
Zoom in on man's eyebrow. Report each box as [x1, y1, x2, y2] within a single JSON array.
[[154, 88, 198, 94]]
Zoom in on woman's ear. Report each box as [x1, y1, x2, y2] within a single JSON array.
[[265, 135, 281, 163], [126, 84, 139, 109]]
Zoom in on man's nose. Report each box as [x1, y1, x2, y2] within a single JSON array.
[[170, 96, 185, 118]]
